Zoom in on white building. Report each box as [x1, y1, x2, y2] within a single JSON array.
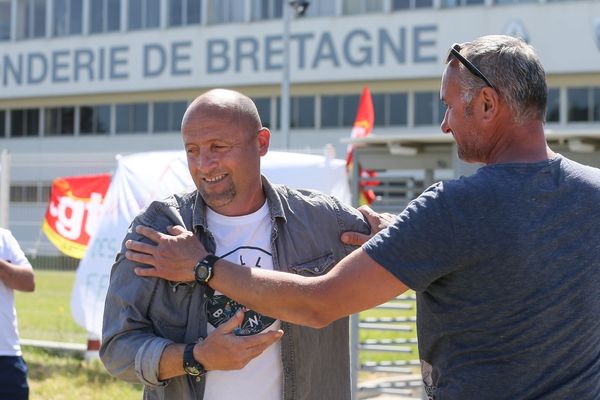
[[1, 0, 600, 255]]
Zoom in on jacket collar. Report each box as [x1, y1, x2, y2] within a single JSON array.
[[192, 175, 286, 232]]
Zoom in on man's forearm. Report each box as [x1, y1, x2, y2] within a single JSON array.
[[0, 260, 34, 292], [159, 343, 186, 380], [128, 225, 408, 328], [209, 248, 406, 329], [210, 258, 328, 327]]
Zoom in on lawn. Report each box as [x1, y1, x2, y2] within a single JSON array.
[[16, 270, 88, 343], [16, 270, 143, 399], [24, 347, 143, 400], [15, 270, 418, 398]]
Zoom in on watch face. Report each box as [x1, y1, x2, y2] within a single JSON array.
[[195, 264, 210, 282]]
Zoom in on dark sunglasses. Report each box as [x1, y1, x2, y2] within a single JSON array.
[[446, 43, 497, 91]]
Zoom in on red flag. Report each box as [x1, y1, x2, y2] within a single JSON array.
[[346, 87, 377, 205], [42, 174, 111, 259]]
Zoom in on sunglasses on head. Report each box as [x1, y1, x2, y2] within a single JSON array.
[[446, 43, 497, 91]]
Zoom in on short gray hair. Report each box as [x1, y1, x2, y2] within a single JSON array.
[[452, 35, 547, 124]]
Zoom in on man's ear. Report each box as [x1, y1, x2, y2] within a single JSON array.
[[257, 128, 271, 156], [480, 87, 500, 121]]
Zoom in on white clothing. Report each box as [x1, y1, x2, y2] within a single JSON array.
[[203, 202, 282, 400], [0, 228, 32, 356]]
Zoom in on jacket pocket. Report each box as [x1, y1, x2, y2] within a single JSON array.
[[148, 281, 193, 343], [289, 252, 335, 276]]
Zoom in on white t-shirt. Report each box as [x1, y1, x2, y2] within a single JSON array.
[[0, 228, 32, 356], [203, 202, 283, 400]]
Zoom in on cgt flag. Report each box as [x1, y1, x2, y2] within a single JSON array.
[[42, 174, 111, 259], [346, 86, 377, 205]]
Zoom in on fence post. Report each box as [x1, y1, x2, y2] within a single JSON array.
[[0, 149, 11, 229], [85, 335, 101, 361]]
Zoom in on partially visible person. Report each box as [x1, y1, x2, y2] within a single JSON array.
[[100, 89, 370, 399], [126, 35, 600, 399], [0, 228, 35, 400]]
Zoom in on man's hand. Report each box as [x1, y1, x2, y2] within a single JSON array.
[[126, 225, 207, 282], [341, 205, 397, 246], [195, 310, 284, 371]]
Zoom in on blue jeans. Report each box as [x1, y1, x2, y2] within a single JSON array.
[[0, 356, 29, 400]]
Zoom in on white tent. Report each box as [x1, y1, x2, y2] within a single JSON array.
[[70, 150, 351, 337]]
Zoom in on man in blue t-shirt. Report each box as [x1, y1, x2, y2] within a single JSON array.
[[126, 35, 600, 399]]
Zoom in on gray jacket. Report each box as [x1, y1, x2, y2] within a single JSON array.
[[100, 176, 369, 400]]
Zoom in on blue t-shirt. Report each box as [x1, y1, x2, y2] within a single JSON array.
[[364, 155, 600, 399]]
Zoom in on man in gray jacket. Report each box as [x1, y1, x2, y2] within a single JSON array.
[[100, 88, 370, 399]]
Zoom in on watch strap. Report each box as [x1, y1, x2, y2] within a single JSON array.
[[183, 342, 206, 378], [194, 254, 220, 293]]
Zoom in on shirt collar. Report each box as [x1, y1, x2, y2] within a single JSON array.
[[192, 174, 286, 233]]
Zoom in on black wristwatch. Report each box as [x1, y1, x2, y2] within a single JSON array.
[[194, 254, 220, 285], [183, 342, 206, 378]]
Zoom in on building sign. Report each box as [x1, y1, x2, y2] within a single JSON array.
[[1, 5, 600, 99], [0, 18, 441, 98]]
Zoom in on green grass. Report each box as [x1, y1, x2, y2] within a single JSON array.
[[15, 270, 418, 397], [15, 270, 143, 399], [16, 270, 88, 343], [24, 347, 143, 400]]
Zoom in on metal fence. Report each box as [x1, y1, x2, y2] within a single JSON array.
[[27, 254, 80, 271], [356, 294, 423, 399]]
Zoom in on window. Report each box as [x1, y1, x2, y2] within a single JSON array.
[[41, 184, 51, 203], [568, 88, 587, 122], [129, 0, 159, 30], [53, 0, 82, 36], [373, 92, 408, 127], [45, 107, 75, 136], [116, 103, 148, 133], [206, 0, 244, 24], [303, 0, 334, 17], [0, 0, 11, 40], [494, 0, 536, 4], [290, 96, 314, 128], [278, 96, 315, 129], [253, 98, 272, 128], [168, 0, 201, 26], [153, 101, 187, 132], [11, 109, 39, 137], [80, 105, 111, 134], [414, 91, 445, 126], [17, 0, 46, 39], [321, 96, 340, 128], [0, 110, 5, 137], [546, 88, 560, 123], [567, 87, 600, 122], [392, 0, 433, 10], [595, 88, 600, 122], [10, 184, 38, 202], [251, 0, 282, 20], [442, 0, 483, 6], [90, 0, 120, 33], [343, 0, 384, 14], [342, 95, 360, 127], [10, 183, 50, 202], [321, 95, 360, 128]]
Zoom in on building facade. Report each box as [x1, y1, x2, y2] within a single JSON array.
[[1, 0, 600, 255]]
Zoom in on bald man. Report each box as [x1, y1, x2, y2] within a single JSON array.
[[100, 89, 370, 400]]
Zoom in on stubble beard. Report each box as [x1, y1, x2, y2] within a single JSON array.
[[455, 103, 485, 163], [199, 183, 237, 210], [456, 136, 487, 163]]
